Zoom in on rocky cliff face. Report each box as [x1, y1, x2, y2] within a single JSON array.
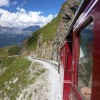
[[34, 0, 81, 61], [52, 0, 82, 61]]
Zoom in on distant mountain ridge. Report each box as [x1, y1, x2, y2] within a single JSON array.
[[23, 26, 40, 31], [0, 25, 40, 47], [0, 25, 40, 35]]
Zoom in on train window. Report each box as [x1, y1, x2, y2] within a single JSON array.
[[78, 21, 93, 99]]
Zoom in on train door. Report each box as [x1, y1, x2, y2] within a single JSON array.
[[63, 41, 72, 100]]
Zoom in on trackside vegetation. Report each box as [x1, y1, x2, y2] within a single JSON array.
[[8, 46, 21, 56], [0, 57, 31, 99], [0, 56, 46, 99]]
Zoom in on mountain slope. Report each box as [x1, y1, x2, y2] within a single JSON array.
[[24, 0, 81, 61], [25, 14, 61, 51]]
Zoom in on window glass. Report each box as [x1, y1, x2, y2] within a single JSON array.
[[78, 22, 93, 99]]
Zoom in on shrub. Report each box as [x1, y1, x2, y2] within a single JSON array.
[[8, 46, 21, 55]]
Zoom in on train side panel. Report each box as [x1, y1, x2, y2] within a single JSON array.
[[60, 0, 100, 100]]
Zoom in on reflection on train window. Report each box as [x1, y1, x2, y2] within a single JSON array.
[[78, 22, 93, 100]]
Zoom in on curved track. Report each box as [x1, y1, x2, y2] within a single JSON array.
[[31, 57, 59, 70]]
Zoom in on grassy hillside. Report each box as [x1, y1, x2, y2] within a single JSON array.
[[26, 13, 61, 51], [8, 46, 21, 56], [25, 1, 69, 51], [0, 45, 46, 99], [0, 56, 31, 99]]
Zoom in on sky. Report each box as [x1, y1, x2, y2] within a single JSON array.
[[0, 0, 66, 28]]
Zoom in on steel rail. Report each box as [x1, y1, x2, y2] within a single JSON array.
[[31, 57, 59, 71]]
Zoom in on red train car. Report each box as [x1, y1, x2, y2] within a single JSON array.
[[60, 0, 100, 99]]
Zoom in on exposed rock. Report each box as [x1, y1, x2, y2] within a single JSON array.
[[12, 78, 18, 83], [36, 33, 53, 60], [0, 67, 6, 76], [51, 0, 82, 61]]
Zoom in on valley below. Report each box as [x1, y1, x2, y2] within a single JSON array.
[[0, 34, 29, 47]]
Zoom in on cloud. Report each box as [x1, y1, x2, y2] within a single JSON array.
[[0, 0, 17, 7], [11, 1, 18, 5], [0, 0, 9, 7], [0, 8, 55, 28], [16, 7, 26, 13], [20, 1, 26, 7]]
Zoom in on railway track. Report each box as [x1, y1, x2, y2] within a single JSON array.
[[31, 57, 59, 70]]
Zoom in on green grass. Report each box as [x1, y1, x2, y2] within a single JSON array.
[[8, 46, 21, 55], [0, 46, 21, 59], [0, 57, 31, 88], [0, 46, 10, 59], [0, 57, 16, 68]]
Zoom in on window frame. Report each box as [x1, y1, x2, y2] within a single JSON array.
[[72, 16, 94, 99]]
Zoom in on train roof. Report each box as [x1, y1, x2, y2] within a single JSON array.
[[60, 0, 89, 47]]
